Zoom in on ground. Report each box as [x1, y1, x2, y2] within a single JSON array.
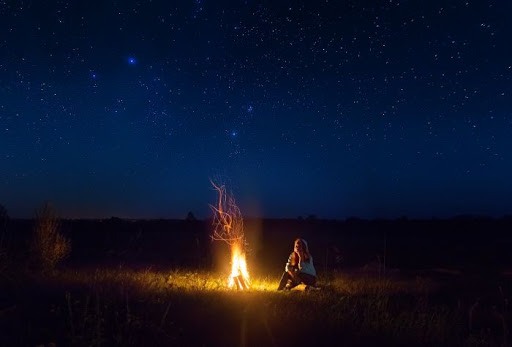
[[1, 266, 511, 346]]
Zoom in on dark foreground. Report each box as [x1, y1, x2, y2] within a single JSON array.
[[1, 266, 512, 347], [1, 217, 512, 346]]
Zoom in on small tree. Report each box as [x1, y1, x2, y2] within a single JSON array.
[[186, 211, 197, 222], [31, 202, 71, 272]]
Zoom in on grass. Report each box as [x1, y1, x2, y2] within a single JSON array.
[[0, 266, 508, 346]]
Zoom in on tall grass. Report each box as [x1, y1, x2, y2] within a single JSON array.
[[31, 202, 71, 273], [2, 267, 505, 346], [46, 268, 461, 346]]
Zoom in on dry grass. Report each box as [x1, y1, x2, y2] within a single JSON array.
[[1, 267, 505, 346], [52, 268, 457, 344], [31, 203, 71, 272]]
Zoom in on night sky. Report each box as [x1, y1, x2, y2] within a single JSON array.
[[1, 1, 511, 220]]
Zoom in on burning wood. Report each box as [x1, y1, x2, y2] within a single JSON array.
[[210, 180, 250, 290], [233, 275, 249, 290]]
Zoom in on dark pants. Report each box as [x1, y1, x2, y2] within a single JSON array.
[[277, 271, 316, 290]]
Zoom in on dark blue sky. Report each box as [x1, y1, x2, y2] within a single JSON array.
[[1, 0, 511, 219]]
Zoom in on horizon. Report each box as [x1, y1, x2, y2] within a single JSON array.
[[4, 209, 512, 222]]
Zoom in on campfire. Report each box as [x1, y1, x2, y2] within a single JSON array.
[[210, 180, 250, 290], [228, 243, 250, 290]]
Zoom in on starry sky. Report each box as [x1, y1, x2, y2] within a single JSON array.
[[1, 0, 511, 220]]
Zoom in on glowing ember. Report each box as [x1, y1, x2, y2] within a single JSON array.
[[210, 180, 250, 290]]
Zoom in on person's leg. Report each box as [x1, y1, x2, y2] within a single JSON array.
[[298, 273, 316, 287], [277, 271, 292, 290], [285, 277, 300, 290]]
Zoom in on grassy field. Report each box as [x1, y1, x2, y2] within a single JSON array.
[[2, 266, 509, 347]]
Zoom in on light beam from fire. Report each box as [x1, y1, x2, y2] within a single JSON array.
[[210, 180, 250, 290]]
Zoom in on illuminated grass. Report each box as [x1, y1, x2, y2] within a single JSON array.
[[2, 268, 473, 346], [57, 268, 434, 296], [58, 267, 280, 293]]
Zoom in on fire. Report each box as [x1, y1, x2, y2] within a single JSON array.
[[210, 180, 251, 290], [228, 244, 250, 290]]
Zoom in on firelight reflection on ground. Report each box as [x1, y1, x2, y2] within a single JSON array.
[[58, 268, 282, 293]]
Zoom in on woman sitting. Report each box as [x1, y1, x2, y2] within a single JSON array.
[[277, 238, 317, 290]]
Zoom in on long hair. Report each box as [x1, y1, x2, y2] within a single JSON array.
[[294, 238, 311, 262]]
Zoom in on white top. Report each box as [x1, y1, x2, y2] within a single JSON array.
[[299, 257, 317, 277]]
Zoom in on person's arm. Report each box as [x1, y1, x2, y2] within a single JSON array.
[[285, 252, 298, 276], [297, 251, 306, 270]]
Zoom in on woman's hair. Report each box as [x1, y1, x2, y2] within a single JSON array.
[[294, 238, 311, 261]]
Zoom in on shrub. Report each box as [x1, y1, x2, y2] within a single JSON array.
[[31, 202, 71, 272]]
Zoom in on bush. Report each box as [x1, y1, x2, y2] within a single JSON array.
[[31, 202, 71, 272]]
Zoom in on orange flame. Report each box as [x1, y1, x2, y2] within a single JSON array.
[[210, 180, 250, 290], [228, 244, 250, 290]]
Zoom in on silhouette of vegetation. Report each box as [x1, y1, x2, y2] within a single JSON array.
[[31, 202, 71, 273], [306, 214, 317, 221], [0, 203, 7, 229], [0, 204, 9, 273], [185, 211, 197, 221]]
